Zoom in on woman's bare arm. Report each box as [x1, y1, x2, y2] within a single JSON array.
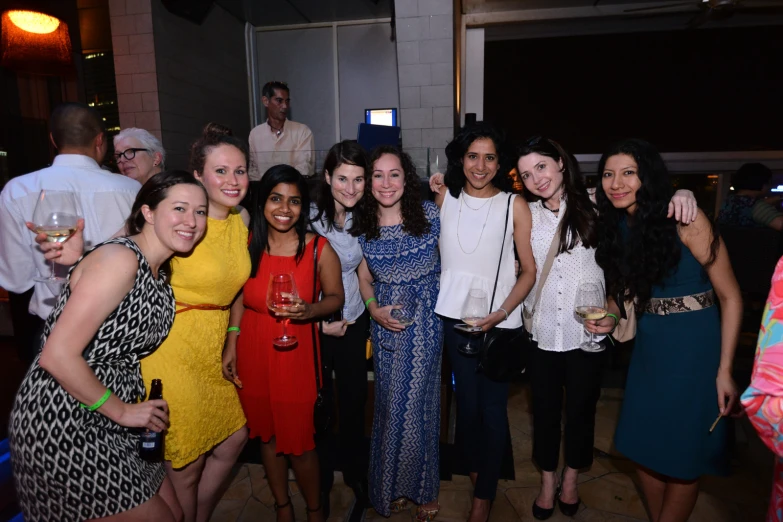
[[476, 196, 536, 331], [680, 209, 742, 415], [38, 245, 169, 431]]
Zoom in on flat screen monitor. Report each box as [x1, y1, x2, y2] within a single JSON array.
[[365, 108, 397, 127]]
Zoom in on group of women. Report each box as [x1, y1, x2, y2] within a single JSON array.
[[8, 119, 742, 522]]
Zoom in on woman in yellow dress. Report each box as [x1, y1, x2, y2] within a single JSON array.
[[141, 123, 251, 522]]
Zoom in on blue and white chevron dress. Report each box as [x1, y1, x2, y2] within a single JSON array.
[[359, 200, 443, 515]]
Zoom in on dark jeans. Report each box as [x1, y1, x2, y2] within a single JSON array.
[[444, 316, 510, 501], [529, 346, 604, 471], [317, 311, 370, 492]]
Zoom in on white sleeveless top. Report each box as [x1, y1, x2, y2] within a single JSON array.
[[523, 199, 605, 351], [435, 190, 522, 329]]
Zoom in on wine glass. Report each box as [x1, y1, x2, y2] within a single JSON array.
[[575, 281, 607, 353], [31, 190, 82, 284], [429, 151, 441, 178], [266, 272, 299, 348], [380, 287, 417, 352], [457, 289, 489, 355]]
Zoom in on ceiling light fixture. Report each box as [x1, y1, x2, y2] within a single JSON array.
[[7, 10, 60, 34], [1, 10, 73, 74]]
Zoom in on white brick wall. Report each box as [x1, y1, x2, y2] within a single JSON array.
[[110, 0, 161, 140], [394, 0, 455, 175]]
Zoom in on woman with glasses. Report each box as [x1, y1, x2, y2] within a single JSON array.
[[114, 128, 165, 185]]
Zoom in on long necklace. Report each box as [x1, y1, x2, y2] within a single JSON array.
[[457, 191, 494, 255]]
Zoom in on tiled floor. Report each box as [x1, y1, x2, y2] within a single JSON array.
[[211, 385, 773, 522]]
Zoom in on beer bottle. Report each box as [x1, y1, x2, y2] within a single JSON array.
[[139, 379, 164, 462]]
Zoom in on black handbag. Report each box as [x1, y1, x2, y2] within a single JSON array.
[[310, 236, 332, 434], [478, 195, 530, 382]]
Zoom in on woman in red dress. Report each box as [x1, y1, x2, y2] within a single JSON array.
[[222, 165, 343, 522]]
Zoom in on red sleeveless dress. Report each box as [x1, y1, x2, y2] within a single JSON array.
[[236, 237, 326, 455]]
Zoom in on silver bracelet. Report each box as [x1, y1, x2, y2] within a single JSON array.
[[498, 307, 509, 321]]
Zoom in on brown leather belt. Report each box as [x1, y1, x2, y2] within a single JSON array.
[[175, 301, 231, 314]]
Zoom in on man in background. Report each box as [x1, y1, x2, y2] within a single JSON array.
[[249, 81, 315, 180], [0, 102, 139, 363], [718, 162, 783, 231]]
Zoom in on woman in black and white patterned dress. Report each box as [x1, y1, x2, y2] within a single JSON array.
[[9, 171, 208, 522]]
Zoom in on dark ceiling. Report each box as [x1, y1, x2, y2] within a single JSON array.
[[216, 0, 392, 27]]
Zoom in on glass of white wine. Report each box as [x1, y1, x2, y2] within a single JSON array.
[[457, 289, 488, 355], [575, 281, 607, 353], [266, 272, 299, 349], [31, 189, 82, 284], [390, 302, 416, 327], [381, 286, 417, 352]]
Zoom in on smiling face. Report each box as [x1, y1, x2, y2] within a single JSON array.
[[462, 138, 499, 192], [371, 153, 405, 209], [601, 153, 642, 214], [264, 182, 302, 233], [142, 183, 208, 253], [517, 152, 564, 202], [115, 136, 161, 185], [326, 162, 365, 212], [194, 143, 249, 218]]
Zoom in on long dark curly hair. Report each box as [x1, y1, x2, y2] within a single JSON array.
[[517, 136, 597, 254], [444, 122, 514, 198], [595, 138, 718, 310], [354, 145, 429, 241]]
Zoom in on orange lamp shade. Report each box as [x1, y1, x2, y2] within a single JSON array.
[[1, 10, 73, 75]]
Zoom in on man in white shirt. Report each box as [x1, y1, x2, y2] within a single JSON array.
[[248, 81, 315, 180], [0, 102, 140, 361]]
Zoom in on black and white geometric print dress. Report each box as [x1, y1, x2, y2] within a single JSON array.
[[9, 237, 176, 522]]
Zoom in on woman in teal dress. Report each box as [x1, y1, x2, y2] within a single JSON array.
[[590, 139, 742, 522]]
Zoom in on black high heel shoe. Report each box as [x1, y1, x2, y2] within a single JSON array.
[[532, 500, 555, 520], [557, 468, 581, 517], [532, 477, 556, 520]]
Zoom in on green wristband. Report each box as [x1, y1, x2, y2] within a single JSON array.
[[364, 297, 377, 309], [80, 388, 111, 412], [606, 313, 619, 327], [227, 326, 240, 334]]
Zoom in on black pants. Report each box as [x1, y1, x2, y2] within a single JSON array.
[[8, 290, 44, 365], [529, 346, 604, 472], [317, 311, 370, 491], [444, 317, 510, 500]]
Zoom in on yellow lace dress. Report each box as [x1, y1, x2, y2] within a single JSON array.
[[141, 210, 250, 468]]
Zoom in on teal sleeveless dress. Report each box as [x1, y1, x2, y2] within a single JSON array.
[[614, 229, 728, 480]]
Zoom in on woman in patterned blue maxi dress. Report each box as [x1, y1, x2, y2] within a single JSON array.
[[357, 146, 443, 520]]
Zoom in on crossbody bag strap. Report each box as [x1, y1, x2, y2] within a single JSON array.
[[530, 215, 564, 316], [489, 195, 513, 310], [310, 236, 321, 392]]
